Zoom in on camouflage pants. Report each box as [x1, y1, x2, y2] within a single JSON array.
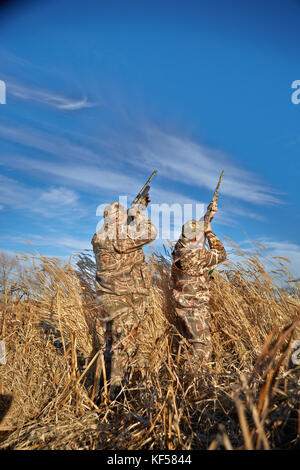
[[175, 304, 212, 363], [96, 293, 147, 387]]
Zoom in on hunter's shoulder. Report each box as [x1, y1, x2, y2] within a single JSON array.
[[128, 214, 157, 242]]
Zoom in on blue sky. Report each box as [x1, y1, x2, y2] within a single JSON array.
[[0, 0, 300, 276]]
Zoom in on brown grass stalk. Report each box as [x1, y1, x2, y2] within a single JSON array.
[[0, 240, 299, 450]]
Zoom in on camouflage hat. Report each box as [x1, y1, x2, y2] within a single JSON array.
[[103, 202, 127, 222], [181, 219, 204, 240]]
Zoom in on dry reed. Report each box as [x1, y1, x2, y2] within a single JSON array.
[[0, 239, 299, 450]]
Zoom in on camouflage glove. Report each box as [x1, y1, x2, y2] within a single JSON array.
[[134, 194, 150, 217], [140, 194, 151, 208]]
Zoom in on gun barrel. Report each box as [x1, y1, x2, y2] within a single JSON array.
[[215, 170, 224, 193], [141, 170, 157, 192], [202, 170, 225, 225], [131, 170, 157, 206]]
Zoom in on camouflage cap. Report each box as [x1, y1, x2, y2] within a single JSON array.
[[181, 219, 204, 240], [103, 202, 127, 223]]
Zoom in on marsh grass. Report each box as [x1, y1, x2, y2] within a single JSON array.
[[0, 239, 299, 450]]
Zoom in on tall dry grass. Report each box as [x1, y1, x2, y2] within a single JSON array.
[[0, 239, 299, 450]]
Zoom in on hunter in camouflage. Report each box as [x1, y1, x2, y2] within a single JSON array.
[[171, 203, 226, 363], [91, 199, 157, 394]]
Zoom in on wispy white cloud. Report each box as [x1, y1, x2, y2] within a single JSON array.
[[1, 156, 142, 196], [128, 128, 283, 206], [150, 186, 235, 228], [259, 239, 300, 276], [226, 206, 267, 222], [40, 187, 78, 206], [0, 122, 282, 208], [0, 121, 285, 242], [56, 97, 94, 111], [232, 237, 300, 278], [0, 175, 83, 218], [28, 234, 90, 251], [6, 233, 91, 253], [0, 153, 237, 230], [7, 80, 95, 111], [0, 124, 100, 163]]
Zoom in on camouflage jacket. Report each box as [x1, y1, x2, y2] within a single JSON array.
[[92, 213, 157, 297], [171, 231, 227, 309]]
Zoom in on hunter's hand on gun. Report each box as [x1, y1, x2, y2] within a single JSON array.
[[204, 202, 218, 233], [134, 194, 151, 218], [140, 193, 151, 209], [127, 171, 157, 222]]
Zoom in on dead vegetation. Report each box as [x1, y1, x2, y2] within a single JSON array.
[[0, 240, 299, 450]]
